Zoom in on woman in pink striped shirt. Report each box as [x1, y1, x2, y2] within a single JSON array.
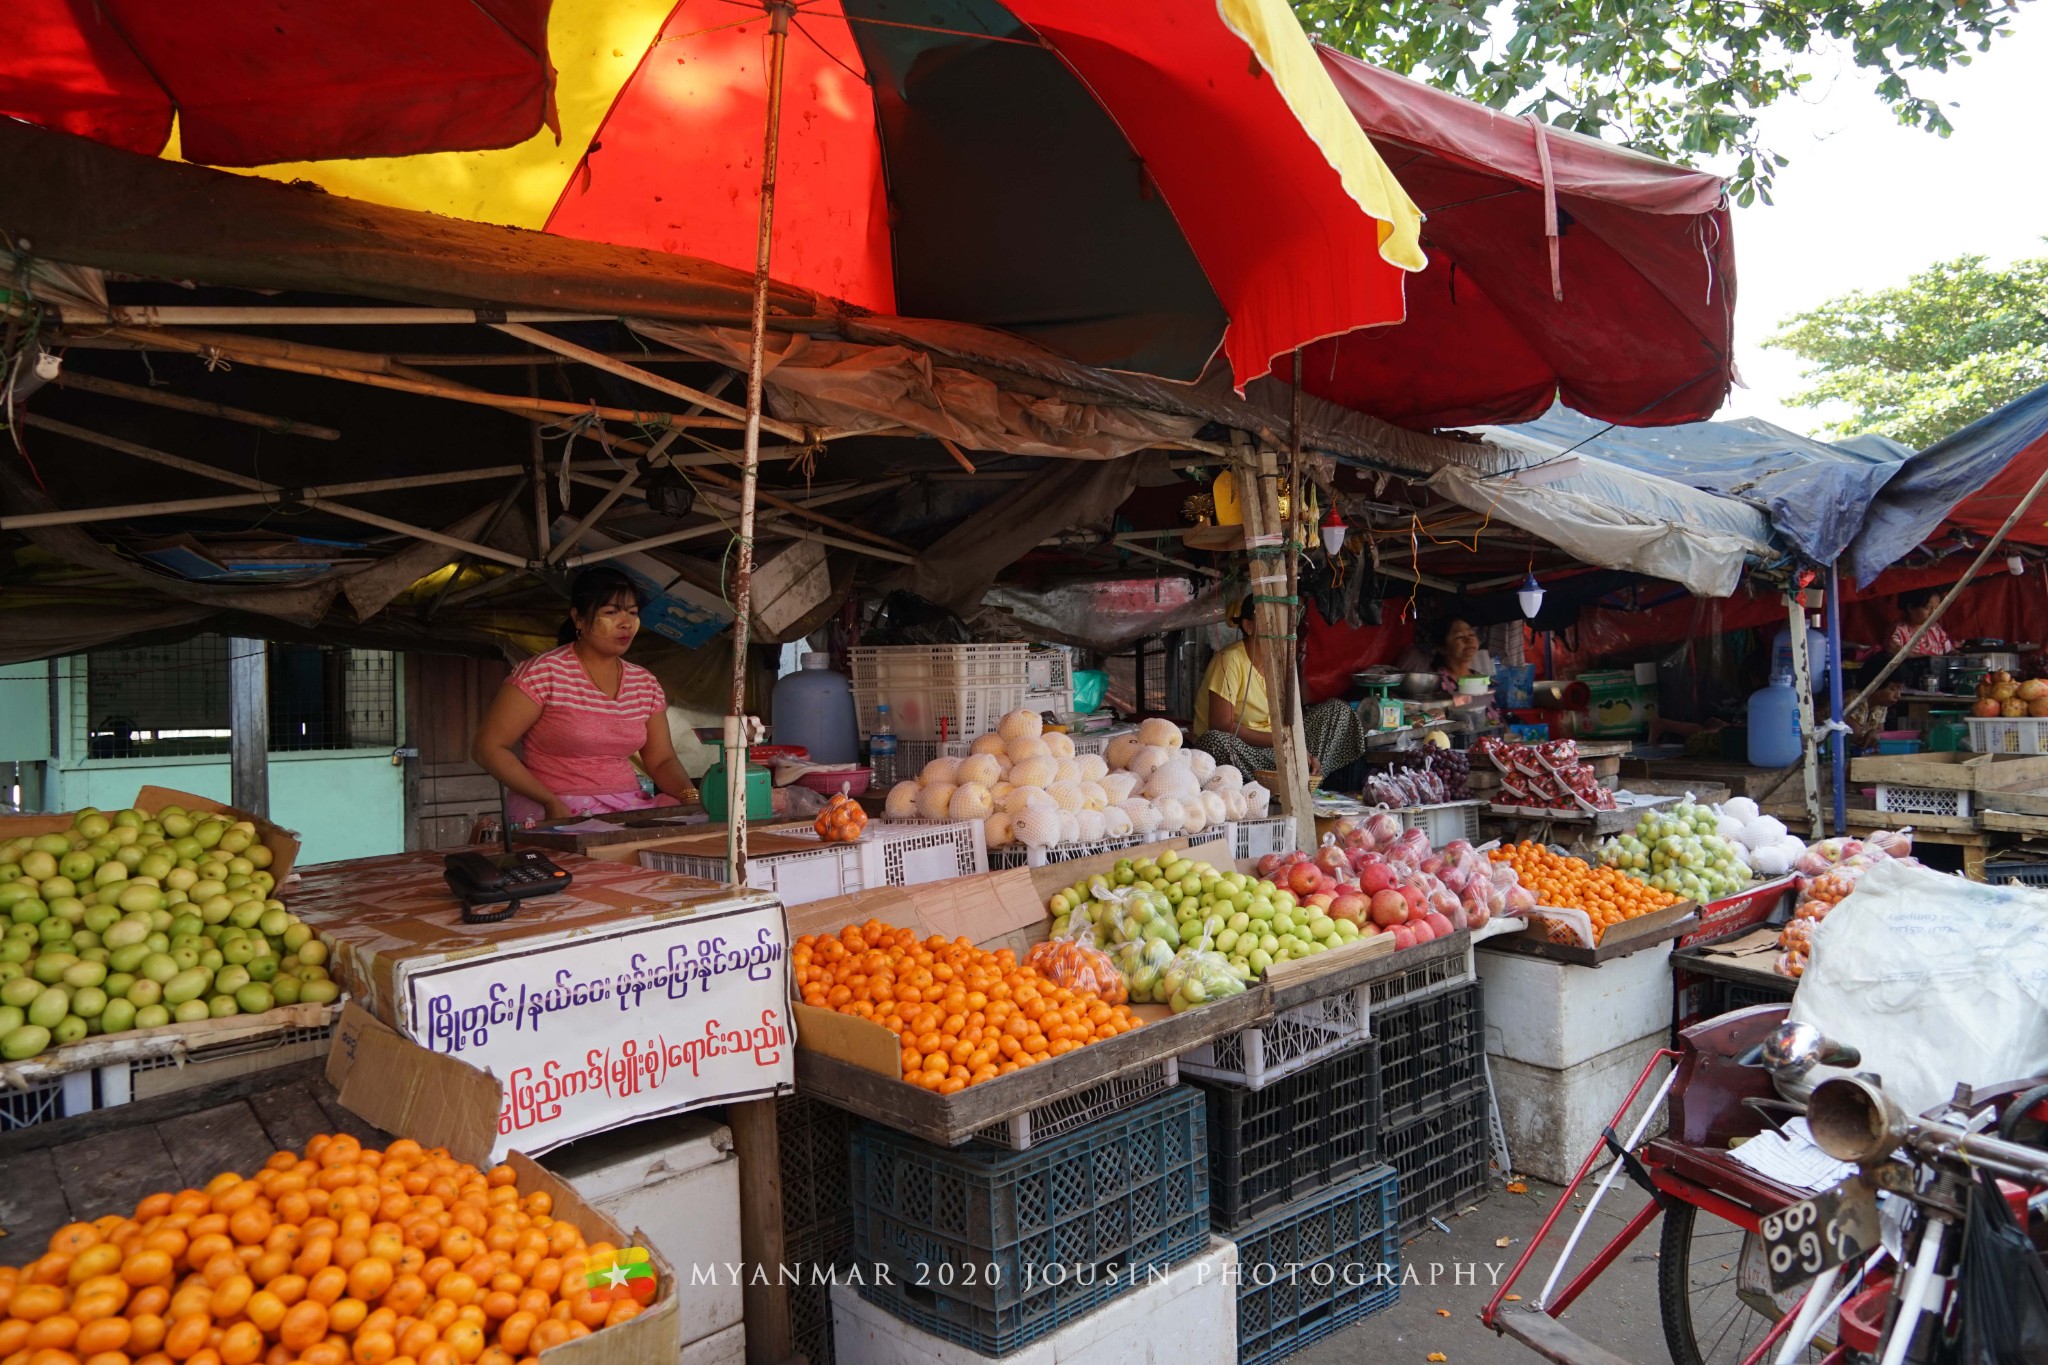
[[473, 568, 699, 827]]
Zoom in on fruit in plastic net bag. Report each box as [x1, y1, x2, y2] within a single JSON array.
[[1181, 797, 1209, 835], [1044, 731, 1077, 760], [1161, 946, 1250, 1012], [1187, 749, 1217, 783], [971, 732, 1009, 756], [1155, 796, 1189, 832], [1059, 811, 1082, 844], [1077, 808, 1107, 842], [1007, 735, 1051, 765], [1206, 764, 1244, 792], [1865, 828, 1914, 859], [1103, 771, 1139, 803], [1106, 733, 1144, 769], [1127, 744, 1171, 778], [949, 782, 994, 821], [920, 756, 961, 786], [1079, 780, 1110, 811], [1010, 755, 1059, 787], [916, 783, 956, 819], [957, 752, 1004, 787], [1004, 785, 1051, 816], [1138, 716, 1183, 749], [1076, 753, 1109, 783], [1024, 937, 1127, 1002], [1223, 788, 1249, 820], [1014, 803, 1062, 848], [1201, 791, 1228, 825], [884, 780, 922, 818], [999, 708, 1044, 742], [816, 789, 868, 842], [1054, 757, 1083, 784], [1102, 804, 1134, 839], [1123, 799, 1161, 836], [984, 811, 1014, 846], [1243, 782, 1272, 818], [1111, 936, 1178, 1003], [1045, 780, 1086, 813]]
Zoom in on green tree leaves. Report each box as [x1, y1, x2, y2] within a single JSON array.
[[1294, 0, 2022, 203], [1767, 251, 2048, 448]]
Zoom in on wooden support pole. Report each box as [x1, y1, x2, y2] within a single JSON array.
[[228, 639, 269, 818], [728, 1099, 792, 1365], [1232, 436, 1316, 852], [492, 322, 806, 442], [50, 370, 342, 439], [0, 463, 522, 531], [1788, 591, 1822, 835], [528, 367, 551, 562]]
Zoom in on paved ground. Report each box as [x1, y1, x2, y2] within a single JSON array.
[[1298, 1176, 1674, 1365]]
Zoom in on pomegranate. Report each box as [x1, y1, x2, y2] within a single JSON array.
[[1369, 889, 1410, 927]]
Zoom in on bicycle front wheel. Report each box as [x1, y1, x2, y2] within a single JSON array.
[[1658, 1202, 1831, 1365]]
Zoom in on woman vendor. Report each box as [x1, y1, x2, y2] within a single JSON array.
[[1396, 616, 1485, 697], [1194, 595, 1367, 779], [1887, 587, 1955, 657], [1845, 653, 1909, 755], [474, 567, 699, 826]]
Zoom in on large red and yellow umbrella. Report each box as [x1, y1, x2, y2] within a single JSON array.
[[9, 0, 1425, 389]]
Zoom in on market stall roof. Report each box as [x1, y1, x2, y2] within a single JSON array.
[[1475, 403, 1907, 565], [1841, 381, 2048, 587], [1293, 50, 1735, 431]]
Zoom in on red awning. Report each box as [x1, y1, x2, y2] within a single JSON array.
[[1293, 49, 1736, 430], [2, 0, 555, 166]]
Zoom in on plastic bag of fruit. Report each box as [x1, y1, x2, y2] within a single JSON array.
[[1024, 937, 1127, 1002], [1110, 936, 1177, 1003], [1159, 946, 1249, 1013]]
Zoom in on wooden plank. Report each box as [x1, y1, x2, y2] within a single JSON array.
[[156, 1102, 276, 1188], [55, 1126, 183, 1220], [0, 1058, 329, 1159], [1982, 810, 2048, 839], [248, 1084, 342, 1154], [0, 1148, 73, 1252], [1494, 1306, 1644, 1365], [1484, 903, 1699, 967], [730, 1100, 792, 1365], [1985, 790, 2048, 818]]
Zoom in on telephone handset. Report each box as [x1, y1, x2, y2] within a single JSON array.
[[442, 848, 571, 923]]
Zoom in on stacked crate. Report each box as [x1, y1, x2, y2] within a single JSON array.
[[1372, 982, 1491, 1234], [781, 1094, 859, 1365]]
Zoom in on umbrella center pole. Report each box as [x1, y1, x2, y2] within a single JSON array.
[[726, 0, 796, 886]]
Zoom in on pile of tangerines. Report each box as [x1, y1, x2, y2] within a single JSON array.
[[794, 920, 1143, 1093], [1488, 841, 1680, 943], [0, 1134, 637, 1365]]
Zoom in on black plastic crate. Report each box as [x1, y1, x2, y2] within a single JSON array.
[[781, 1092, 857, 1241], [1193, 1041, 1380, 1231], [1234, 1164, 1401, 1365], [1374, 982, 1484, 1125], [851, 1087, 1211, 1356], [789, 1221, 855, 1365], [1381, 1084, 1490, 1236]]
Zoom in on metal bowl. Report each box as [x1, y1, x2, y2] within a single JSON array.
[[1398, 671, 1441, 700]]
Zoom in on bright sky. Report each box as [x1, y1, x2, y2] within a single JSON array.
[[1716, 13, 2048, 438]]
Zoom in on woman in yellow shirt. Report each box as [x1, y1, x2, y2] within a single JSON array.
[[1193, 596, 1367, 780]]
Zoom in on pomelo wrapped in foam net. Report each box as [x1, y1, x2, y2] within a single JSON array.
[[1043, 732, 1076, 760], [1243, 782, 1272, 818], [956, 753, 1003, 788], [1103, 772, 1139, 803], [919, 757, 960, 786], [1044, 781, 1086, 813], [1201, 791, 1228, 825], [1009, 755, 1058, 788], [1144, 767, 1197, 801], [1187, 750, 1217, 783], [970, 733, 1009, 756], [991, 780, 1014, 802], [916, 783, 956, 819], [1138, 717, 1182, 749], [1127, 745, 1171, 778], [1003, 787, 1051, 816], [1006, 736, 1051, 765], [1223, 789, 1249, 820], [949, 783, 994, 821], [884, 781, 922, 818], [1154, 797, 1188, 832], [1102, 805, 1134, 839], [1058, 812, 1082, 844], [1053, 758, 1082, 785], [1181, 798, 1209, 835], [1105, 734, 1143, 769], [1076, 809, 1106, 842], [998, 709, 1044, 742], [1014, 803, 1061, 848], [984, 812, 1014, 846], [1079, 781, 1109, 811], [1122, 800, 1161, 836], [1205, 765, 1244, 792], [1075, 754, 1109, 783]]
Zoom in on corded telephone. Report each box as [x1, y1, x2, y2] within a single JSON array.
[[441, 848, 571, 923]]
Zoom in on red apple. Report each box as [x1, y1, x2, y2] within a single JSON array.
[[1330, 892, 1368, 925], [1400, 885, 1425, 916], [1288, 862, 1323, 896], [1390, 924, 1417, 951], [1369, 889, 1410, 927], [1423, 911, 1456, 939], [1315, 844, 1350, 876], [1359, 861, 1395, 895], [1306, 891, 1335, 911], [1257, 853, 1284, 878], [1410, 918, 1436, 943]]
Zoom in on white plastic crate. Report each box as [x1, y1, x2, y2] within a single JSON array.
[[0, 1072, 86, 1131], [1395, 800, 1484, 847], [1969, 716, 2048, 755], [850, 644, 1031, 740], [986, 833, 1154, 870], [1069, 725, 1136, 757], [1177, 986, 1369, 1090], [1361, 935, 1476, 1034], [640, 839, 864, 906], [1230, 816, 1297, 862], [1025, 646, 1074, 695], [969, 1057, 1180, 1149], [0, 1021, 339, 1129], [858, 820, 987, 887], [1874, 784, 1973, 818]]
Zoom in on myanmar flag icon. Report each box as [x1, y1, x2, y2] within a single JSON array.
[[585, 1246, 657, 1304]]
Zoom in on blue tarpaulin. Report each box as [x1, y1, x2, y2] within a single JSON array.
[[1477, 404, 1906, 565], [1842, 382, 2048, 586]]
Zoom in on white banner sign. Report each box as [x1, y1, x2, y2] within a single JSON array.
[[403, 899, 794, 1160]]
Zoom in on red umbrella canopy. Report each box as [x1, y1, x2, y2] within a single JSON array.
[[1, 0, 557, 166], [1291, 50, 1736, 430], [7, 0, 1425, 390]]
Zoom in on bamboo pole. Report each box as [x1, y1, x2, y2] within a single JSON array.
[[548, 428, 682, 565], [492, 323, 806, 442], [96, 326, 447, 384], [426, 478, 531, 620], [1232, 434, 1316, 852], [50, 371, 342, 439], [1117, 537, 1221, 579], [0, 464, 522, 531], [104, 306, 613, 327], [528, 367, 551, 562], [1844, 458, 2048, 715]]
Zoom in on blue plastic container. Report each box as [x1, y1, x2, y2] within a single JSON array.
[[1746, 676, 1803, 768], [771, 652, 859, 764]]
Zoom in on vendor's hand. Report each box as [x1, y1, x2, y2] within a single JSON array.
[[541, 797, 575, 824], [1308, 756, 1322, 777]]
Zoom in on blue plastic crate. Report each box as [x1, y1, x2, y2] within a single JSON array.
[[1234, 1164, 1402, 1365], [780, 1093, 856, 1243], [1374, 982, 1484, 1126], [851, 1087, 1211, 1356]]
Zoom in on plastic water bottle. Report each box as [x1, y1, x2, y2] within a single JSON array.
[[869, 704, 898, 788]]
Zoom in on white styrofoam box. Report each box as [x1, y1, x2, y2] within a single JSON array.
[[1489, 1032, 1671, 1185], [1477, 939, 1674, 1071], [542, 1114, 742, 1350], [832, 1238, 1238, 1365], [680, 1322, 746, 1365]]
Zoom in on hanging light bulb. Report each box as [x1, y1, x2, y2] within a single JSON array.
[[2010, 554, 2027, 577], [1518, 568, 1545, 619], [1320, 508, 1347, 556]]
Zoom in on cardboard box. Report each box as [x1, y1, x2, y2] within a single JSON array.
[[0, 785, 303, 882], [327, 1004, 683, 1365], [297, 851, 795, 1159]]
